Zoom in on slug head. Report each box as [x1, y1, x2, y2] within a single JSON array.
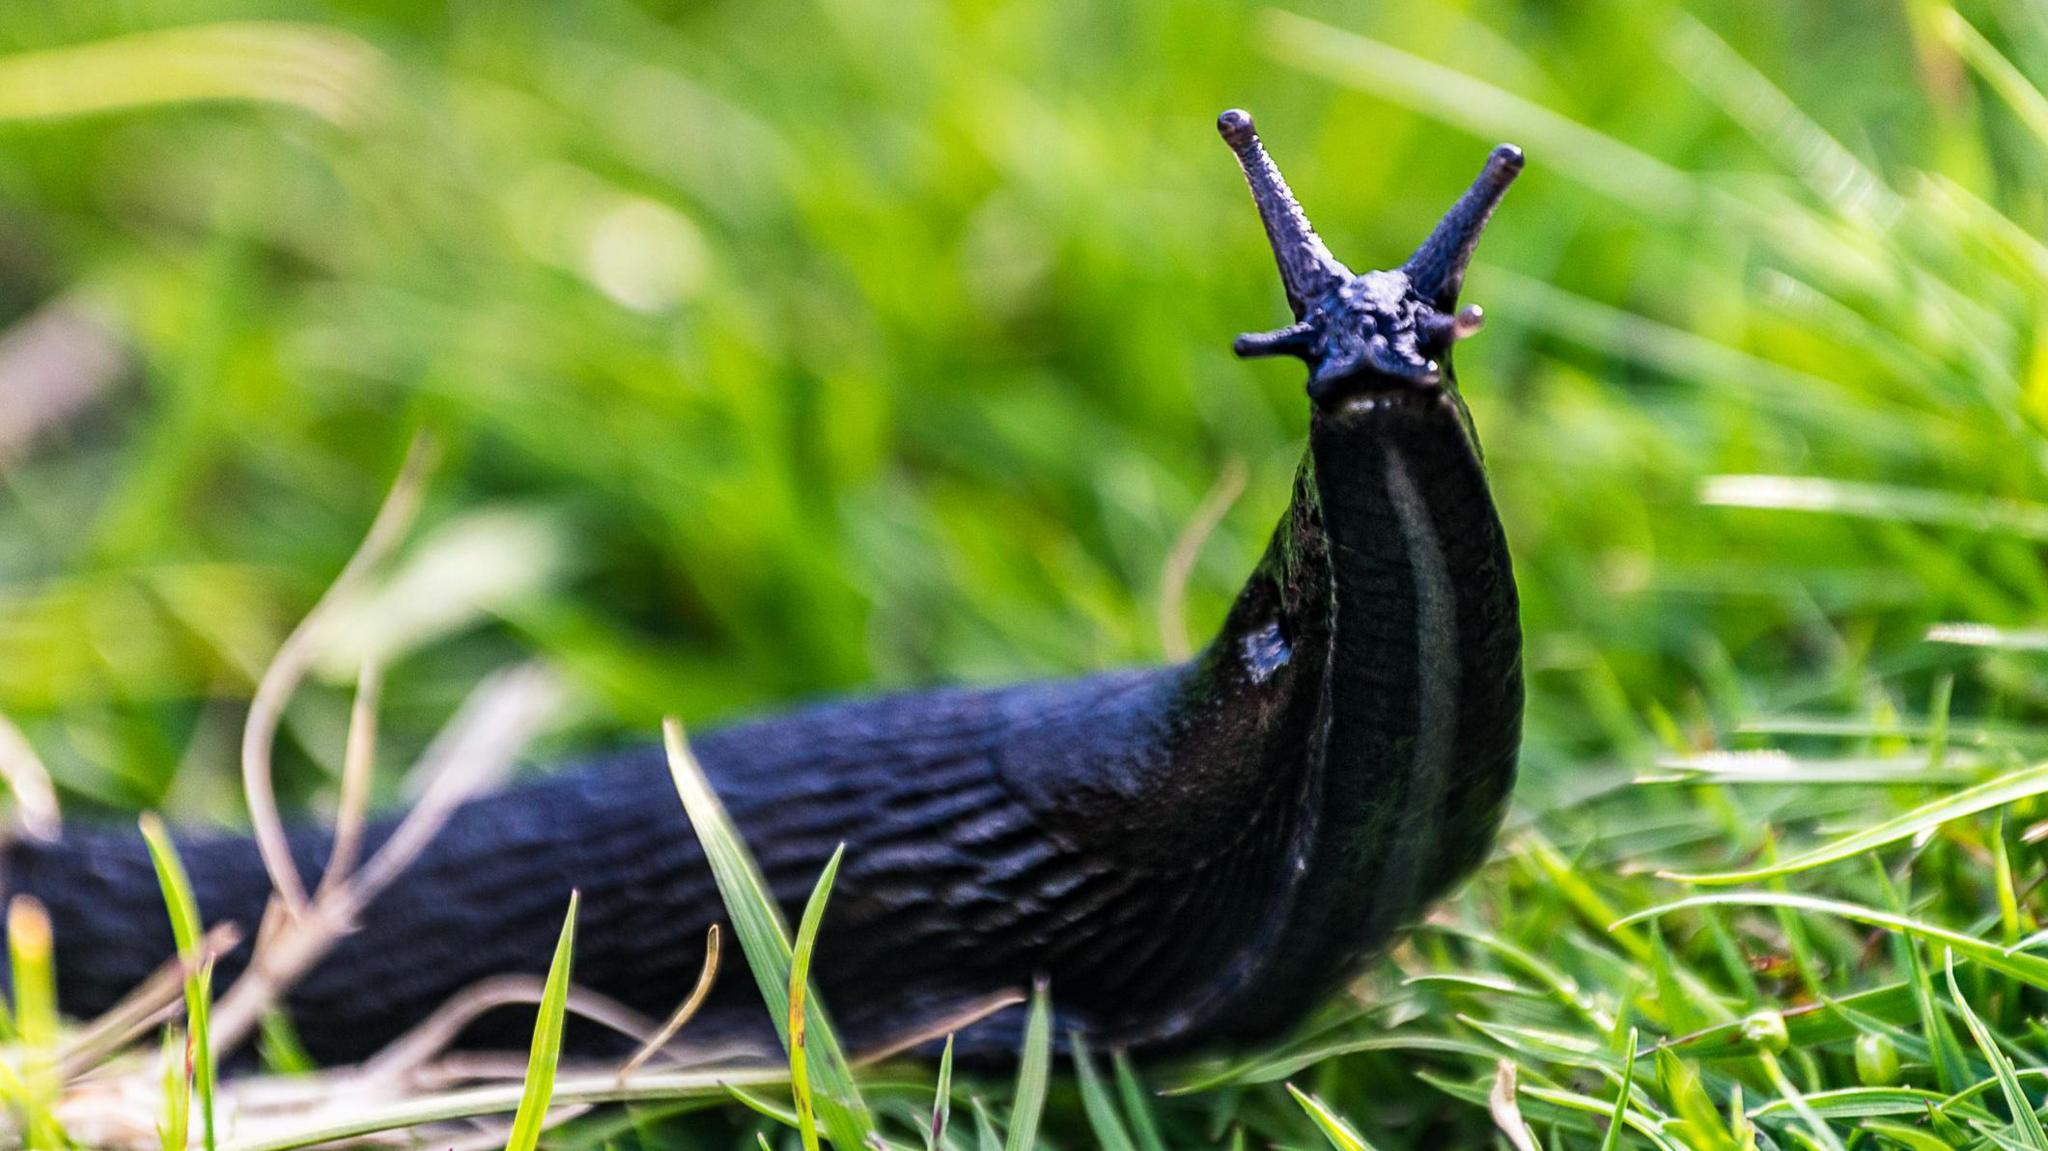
[[1218, 109, 1520, 407]]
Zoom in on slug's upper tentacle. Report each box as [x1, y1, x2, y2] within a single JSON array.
[[1221, 111, 1521, 406], [1403, 145, 1524, 311], [1216, 109, 1352, 318]]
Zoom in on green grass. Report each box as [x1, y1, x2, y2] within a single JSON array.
[[5, 0, 2048, 1148]]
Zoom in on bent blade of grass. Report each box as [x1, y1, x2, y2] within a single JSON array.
[[726, 1082, 801, 1127], [1003, 983, 1052, 1151], [1287, 1084, 1381, 1151], [1614, 892, 2048, 989], [1662, 760, 2048, 884], [241, 433, 435, 917], [142, 814, 216, 1151], [662, 718, 874, 1149], [0, 22, 384, 125], [1164, 1030, 1500, 1093], [790, 843, 846, 1151], [505, 892, 578, 1151], [1071, 1032, 1137, 1151], [1946, 950, 2048, 1148], [619, 923, 721, 1080]]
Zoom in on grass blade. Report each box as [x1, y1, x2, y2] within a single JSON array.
[[1598, 1028, 1638, 1151], [790, 843, 846, 1151], [505, 891, 579, 1151], [1003, 983, 1052, 1151], [1287, 1084, 1381, 1151], [1946, 949, 2048, 1148], [1112, 1050, 1168, 1151], [158, 1026, 190, 1151], [662, 718, 874, 1149], [141, 814, 216, 1151], [1071, 1032, 1138, 1151], [9, 897, 61, 1150], [1661, 761, 2048, 884], [928, 1034, 955, 1151], [1615, 891, 2048, 989]]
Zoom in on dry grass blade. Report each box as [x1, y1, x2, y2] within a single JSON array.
[[1488, 1061, 1540, 1151], [220, 1066, 790, 1151], [618, 923, 722, 1081], [852, 988, 1028, 1067], [241, 433, 435, 916], [210, 660, 561, 1057], [0, 707, 59, 842], [361, 974, 665, 1086], [317, 658, 382, 898], [58, 921, 241, 1080], [0, 296, 125, 470], [1158, 458, 1247, 662]]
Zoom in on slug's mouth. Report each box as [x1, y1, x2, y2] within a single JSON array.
[[1215, 109, 1518, 411]]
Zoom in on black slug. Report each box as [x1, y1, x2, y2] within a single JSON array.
[[4, 111, 1523, 1064]]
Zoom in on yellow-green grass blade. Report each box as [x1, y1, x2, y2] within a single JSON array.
[[505, 891, 579, 1151], [790, 843, 846, 1151], [1286, 1084, 1381, 1151], [662, 718, 874, 1149], [142, 814, 216, 1151], [159, 1026, 190, 1151], [0, 22, 381, 125], [9, 897, 61, 1151], [1661, 760, 2048, 884]]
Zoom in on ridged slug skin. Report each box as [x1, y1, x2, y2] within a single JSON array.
[[3, 113, 1524, 1064]]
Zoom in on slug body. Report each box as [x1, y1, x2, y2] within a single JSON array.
[[7, 114, 1524, 1064]]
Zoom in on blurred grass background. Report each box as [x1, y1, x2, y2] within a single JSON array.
[[10, 0, 2048, 1147], [5, 0, 2032, 821]]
